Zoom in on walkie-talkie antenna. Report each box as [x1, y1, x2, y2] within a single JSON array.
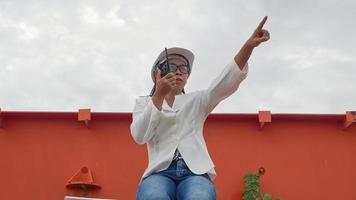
[[164, 47, 169, 68]]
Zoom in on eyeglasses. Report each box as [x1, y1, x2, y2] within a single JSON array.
[[166, 63, 190, 74], [158, 62, 190, 75]]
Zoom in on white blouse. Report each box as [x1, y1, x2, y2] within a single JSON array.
[[130, 59, 248, 180]]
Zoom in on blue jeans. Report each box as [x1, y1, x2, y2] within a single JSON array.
[[136, 159, 216, 200]]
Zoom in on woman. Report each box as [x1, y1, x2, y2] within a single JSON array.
[[130, 16, 270, 200]]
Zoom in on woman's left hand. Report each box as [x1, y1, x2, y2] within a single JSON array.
[[246, 16, 270, 48]]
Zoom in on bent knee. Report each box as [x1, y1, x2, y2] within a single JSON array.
[[137, 189, 171, 200], [185, 189, 216, 200]]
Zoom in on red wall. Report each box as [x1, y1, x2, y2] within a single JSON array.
[[0, 112, 355, 199]]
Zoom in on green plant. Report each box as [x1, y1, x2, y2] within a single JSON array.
[[243, 167, 283, 200]]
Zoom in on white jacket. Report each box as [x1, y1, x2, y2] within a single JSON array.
[[130, 60, 248, 180]]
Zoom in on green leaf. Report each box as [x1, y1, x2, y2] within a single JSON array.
[[243, 172, 262, 200], [262, 193, 272, 200], [243, 191, 259, 200], [243, 171, 283, 200]]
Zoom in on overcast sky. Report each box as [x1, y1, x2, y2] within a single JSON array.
[[1, 0, 355, 114]]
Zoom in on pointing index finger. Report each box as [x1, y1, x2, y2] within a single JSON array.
[[256, 16, 268, 31]]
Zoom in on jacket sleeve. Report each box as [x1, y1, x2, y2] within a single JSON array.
[[201, 59, 249, 116], [130, 96, 163, 144]]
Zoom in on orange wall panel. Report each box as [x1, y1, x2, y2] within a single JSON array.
[[0, 112, 355, 199]]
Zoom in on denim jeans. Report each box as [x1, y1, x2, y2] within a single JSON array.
[[136, 159, 216, 200]]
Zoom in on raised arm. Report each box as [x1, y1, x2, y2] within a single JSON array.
[[235, 16, 270, 69], [201, 16, 270, 116]]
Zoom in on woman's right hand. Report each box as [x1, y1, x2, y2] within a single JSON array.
[[151, 69, 176, 110], [154, 69, 176, 98]]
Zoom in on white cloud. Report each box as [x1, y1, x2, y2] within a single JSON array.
[[0, 0, 355, 113]]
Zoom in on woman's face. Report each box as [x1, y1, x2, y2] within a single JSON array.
[[169, 58, 189, 93]]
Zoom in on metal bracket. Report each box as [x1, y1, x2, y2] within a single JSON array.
[[258, 111, 272, 130], [66, 166, 101, 197], [343, 111, 356, 130], [78, 109, 91, 127]]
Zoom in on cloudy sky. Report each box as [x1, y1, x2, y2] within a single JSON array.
[[0, 0, 355, 114]]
